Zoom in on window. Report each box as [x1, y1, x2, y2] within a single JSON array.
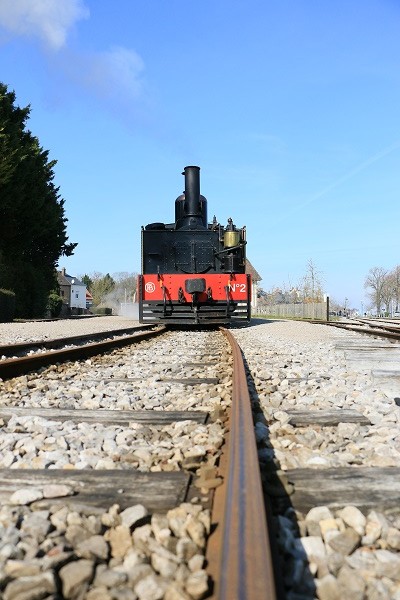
[[76, 293, 79, 299]]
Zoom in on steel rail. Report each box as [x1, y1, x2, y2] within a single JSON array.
[[353, 319, 400, 334], [0, 326, 167, 380], [0, 324, 155, 357], [314, 320, 400, 341], [207, 327, 276, 600]]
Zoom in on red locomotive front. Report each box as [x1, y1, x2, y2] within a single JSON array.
[[139, 166, 251, 325]]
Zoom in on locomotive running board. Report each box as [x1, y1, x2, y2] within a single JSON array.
[[139, 301, 250, 325]]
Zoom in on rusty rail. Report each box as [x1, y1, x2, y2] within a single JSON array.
[[207, 328, 276, 599], [0, 326, 167, 380], [311, 320, 400, 341], [0, 324, 156, 357]]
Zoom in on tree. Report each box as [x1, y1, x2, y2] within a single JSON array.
[[364, 267, 388, 315], [86, 272, 116, 306], [388, 265, 400, 313], [381, 276, 394, 315], [81, 271, 138, 310], [81, 274, 93, 290], [46, 291, 63, 317], [0, 83, 77, 317], [298, 259, 324, 302]]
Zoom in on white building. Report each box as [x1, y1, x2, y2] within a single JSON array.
[[57, 268, 87, 311]]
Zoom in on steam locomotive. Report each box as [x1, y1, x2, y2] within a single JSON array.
[[138, 166, 251, 325]]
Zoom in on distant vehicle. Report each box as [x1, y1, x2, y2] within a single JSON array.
[[394, 312, 400, 317]]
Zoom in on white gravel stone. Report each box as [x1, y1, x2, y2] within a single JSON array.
[[42, 484, 74, 498], [120, 504, 148, 528], [9, 488, 43, 505], [185, 570, 209, 600], [134, 573, 167, 600], [338, 506, 366, 536], [306, 506, 334, 524], [299, 536, 326, 561]]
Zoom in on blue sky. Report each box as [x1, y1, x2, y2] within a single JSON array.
[[1, 0, 399, 310]]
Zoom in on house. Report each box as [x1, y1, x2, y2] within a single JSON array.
[[86, 289, 94, 309], [57, 268, 87, 312], [245, 259, 262, 309]]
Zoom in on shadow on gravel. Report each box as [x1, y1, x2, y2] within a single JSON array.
[[248, 318, 286, 325], [228, 318, 286, 332], [243, 356, 317, 600]]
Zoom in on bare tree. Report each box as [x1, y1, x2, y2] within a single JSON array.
[[389, 265, 400, 313], [364, 267, 388, 315], [329, 297, 343, 315], [299, 259, 324, 302], [381, 275, 395, 314]]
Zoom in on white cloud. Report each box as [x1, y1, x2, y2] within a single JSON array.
[[0, 0, 89, 50], [86, 47, 144, 99], [62, 46, 145, 104], [0, 1, 147, 123]]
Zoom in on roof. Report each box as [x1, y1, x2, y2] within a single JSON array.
[[245, 259, 262, 282], [57, 270, 85, 287]]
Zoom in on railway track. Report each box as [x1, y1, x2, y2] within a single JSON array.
[[0, 324, 157, 358], [4, 316, 399, 598], [311, 317, 400, 341], [0, 324, 276, 599], [0, 325, 163, 379]]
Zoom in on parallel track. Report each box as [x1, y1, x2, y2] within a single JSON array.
[[0, 324, 156, 358], [310, 318, 400, 342], [0, 326, 165, 379]]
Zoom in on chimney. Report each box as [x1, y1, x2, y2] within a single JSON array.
[[176, 166, 206, 229]]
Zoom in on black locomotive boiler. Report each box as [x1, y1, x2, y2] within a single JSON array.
[[138, 166, 251, 325]]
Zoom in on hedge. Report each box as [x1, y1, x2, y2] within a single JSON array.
[[92, 307, 113, 315], [0, 288, 16, 322]]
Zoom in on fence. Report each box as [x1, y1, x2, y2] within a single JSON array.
[[253, 300, 329, 320]]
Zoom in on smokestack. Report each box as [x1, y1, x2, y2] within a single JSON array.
[[175, 166, 207, 229], [183, 166, 201, 217]]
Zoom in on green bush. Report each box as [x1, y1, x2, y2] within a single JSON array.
[[0, 288, 16, 322], [92, 307, 113, 315], [0, 261, 56, 318], [47, 291, 63, 317]]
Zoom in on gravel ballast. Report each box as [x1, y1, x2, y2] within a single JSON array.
[[0, 316, 141, 345], [230, 318, 400, 599], [1, 317, 400, 598], [0, 322, 229, 599]]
